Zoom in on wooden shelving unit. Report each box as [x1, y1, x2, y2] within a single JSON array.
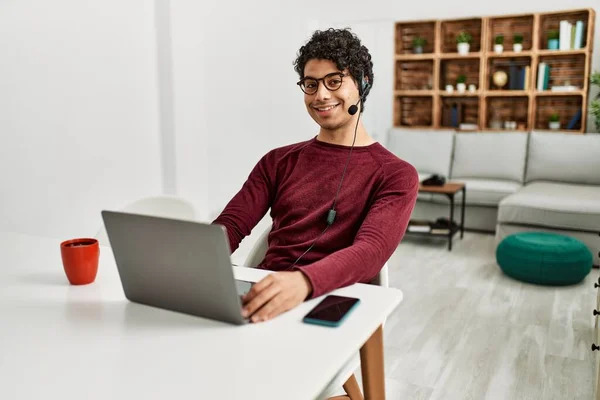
[[394, 8, 596, 133]]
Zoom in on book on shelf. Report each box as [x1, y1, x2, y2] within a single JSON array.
[[407, 220, 431, 233], [537, 63, 550, 91], [559, 20, 586, 50], [566, 109, 582, 129], [551, 85, 580, 92]]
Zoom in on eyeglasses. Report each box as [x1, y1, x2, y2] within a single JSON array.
[[297, 72, 346, 95]]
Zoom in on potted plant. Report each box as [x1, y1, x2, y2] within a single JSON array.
[[456, 31, 472, 55], [547, 30, 559, 50], [412, 36, 427, 54], [591, 71, 600, 131], [548, 113, 560, 130], [494, 34, 504, 53], [513, 33, 524, 52], [456, 75, 467, 93]]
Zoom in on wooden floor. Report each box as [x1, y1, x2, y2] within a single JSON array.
[[355, 232, 598, 400]]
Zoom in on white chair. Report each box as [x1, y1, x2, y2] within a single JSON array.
[[95, 195, 196, 246], [244, 225, 389, 400]]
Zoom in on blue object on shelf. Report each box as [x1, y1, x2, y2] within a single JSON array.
[[548, 38, 559, 50], [567, 109, 582, 130]]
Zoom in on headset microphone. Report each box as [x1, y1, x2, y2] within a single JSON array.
[[347, 101, 360, 116], [348, 81, 370, 116]]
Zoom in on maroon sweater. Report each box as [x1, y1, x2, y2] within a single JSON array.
[[212, 137, 419, 298]]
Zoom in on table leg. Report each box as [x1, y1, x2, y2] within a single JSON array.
[[359, 325, 385, 400], [448, 194, 454, 251], [461, 187, 466, 239]]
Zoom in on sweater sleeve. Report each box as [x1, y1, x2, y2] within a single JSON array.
[[296, 162, 419, 298], [212, 152, 277, 253]]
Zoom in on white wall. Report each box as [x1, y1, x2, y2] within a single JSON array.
[[0, 0, 163, 239], [170, 2, 319, 262]]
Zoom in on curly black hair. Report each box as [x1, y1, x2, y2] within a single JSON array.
[[293, 28, 374, 110]]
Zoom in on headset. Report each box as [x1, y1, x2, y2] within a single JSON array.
[[287, 73, 371, 270]]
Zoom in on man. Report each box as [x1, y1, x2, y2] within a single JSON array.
[[212, 28, 419, 323]]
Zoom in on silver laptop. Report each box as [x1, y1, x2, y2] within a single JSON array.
[[101, 210, 253, 325]]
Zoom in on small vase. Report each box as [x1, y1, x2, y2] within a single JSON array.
[[468, 84, 476, 93], [513, 43, 523, 53], [548, 39, 559, 50], [494, 44, 504, 53], [549, 121, 561, 130], [413, 46, 423, 54], [445, 84, 454, 93], [456, 83, 466, 93], [457, 43, 470, 55]]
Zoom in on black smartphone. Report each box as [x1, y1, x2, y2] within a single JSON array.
[[302, 295, 360, 327]]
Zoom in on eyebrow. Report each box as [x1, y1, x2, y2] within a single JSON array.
[[302, 72, 343, 80]]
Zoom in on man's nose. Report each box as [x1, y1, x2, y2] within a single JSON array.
[[314, 82, 331, 101]]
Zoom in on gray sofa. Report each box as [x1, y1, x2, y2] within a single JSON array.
[[385, 129, 600, 265]]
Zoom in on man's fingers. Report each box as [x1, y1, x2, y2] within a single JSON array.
[[242, 283, 281, 319], [253, 292, 288, 322], [242, 274, 273, 303]]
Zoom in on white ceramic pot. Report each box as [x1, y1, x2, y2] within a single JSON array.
[[468, 84, 476, 93], [494, 44, 504, 53], [457, 43, 470, 55], [445, 84, 454, 93], [456, 83, 466, 93], [549, 121, 561, 130], [513, 43, 523, 53]]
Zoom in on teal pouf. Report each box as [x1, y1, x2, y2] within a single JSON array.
[[496, 232, 592, 285]]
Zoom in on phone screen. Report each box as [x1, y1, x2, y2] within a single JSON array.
[[303, 295, 360, 323]]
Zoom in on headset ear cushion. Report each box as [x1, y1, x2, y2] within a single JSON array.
[[361, 77, 371, 97]]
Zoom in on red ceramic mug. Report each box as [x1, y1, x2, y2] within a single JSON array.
[[60, 238, 100, 285]]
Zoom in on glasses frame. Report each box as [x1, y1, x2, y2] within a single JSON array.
[[297, 72, 347, 95]]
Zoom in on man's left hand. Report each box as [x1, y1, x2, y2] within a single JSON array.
[[241, 271, 312, 323]]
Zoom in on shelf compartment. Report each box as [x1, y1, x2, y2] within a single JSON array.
[[440, 97, 479, 128], [486, 56, 532, 91], [486, 96, 529, 130], [539, 9, 590, 50], [534, 95, 583, 131], [488, 14, 534, 52], [440, 58, 480, 90], [395, 60, 434, 91], [536, 54, 587, 92], [395, 21, 436, 55], [440, 92, 480, 97], [441, 18, 483, 53], [394, 96, 433, 127]]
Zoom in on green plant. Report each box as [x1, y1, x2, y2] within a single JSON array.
[[549, 113, 560, 122], [412, 36, 427, 47], [456, 75, 467, 84], [513, 33, 524, 44], [456, 31, 472, 44], [547, 30, 559, 40], [591, 71, 600, 130], [495, 34, 504, 45]]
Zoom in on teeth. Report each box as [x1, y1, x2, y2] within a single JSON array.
[[316, 105, 337, 111]]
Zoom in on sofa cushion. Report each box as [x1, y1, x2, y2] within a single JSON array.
[[386, 128, 454, 177], [429, 178, 521, 206], [451, 132, 528, 182], [498, 181, 600, 232], [525, 131, 600, 185]]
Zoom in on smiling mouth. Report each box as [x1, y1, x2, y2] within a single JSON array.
[[313, 104, 340, 112]]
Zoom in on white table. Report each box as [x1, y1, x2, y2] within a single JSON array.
[[0, 231, 403, 400]]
